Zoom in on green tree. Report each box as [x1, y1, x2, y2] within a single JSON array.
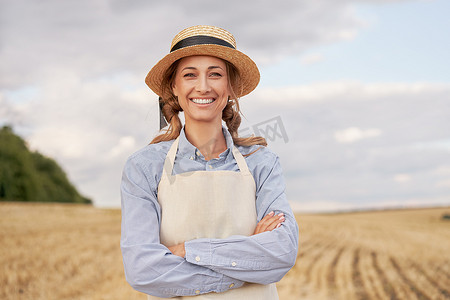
[[0, 125, 92, 204]]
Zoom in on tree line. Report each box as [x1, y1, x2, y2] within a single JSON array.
[[0, 125, 92, 204]]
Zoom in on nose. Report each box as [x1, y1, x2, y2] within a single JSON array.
[[196, 74, 211, 94]]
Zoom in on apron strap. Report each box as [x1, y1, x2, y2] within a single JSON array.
[[161, 136, 180, 178], [161, 136, 251, 176], [232, 146, 251, 174]]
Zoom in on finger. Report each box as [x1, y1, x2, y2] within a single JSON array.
[[257, 212, 285, 233], [253, 211, 275, 234], [264, 213, 285, 231], [256, 211, 277, 231]]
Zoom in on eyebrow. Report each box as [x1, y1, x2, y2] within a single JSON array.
[[181, 66, 224, 71]]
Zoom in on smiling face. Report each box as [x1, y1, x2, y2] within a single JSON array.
[[172, 56, 230, 126]]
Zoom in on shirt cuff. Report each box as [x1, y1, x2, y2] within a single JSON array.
[[185, 239, 244, 292], [185, 238, 213, 266], [185, 237, 274, 271]]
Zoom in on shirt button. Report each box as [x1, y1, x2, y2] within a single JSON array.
[[229, 283, 235, 288], [209, 165, 213, 169], [231, 261, 237, 267], [195, 290, 200, 294], [195, 256, 201, 262]]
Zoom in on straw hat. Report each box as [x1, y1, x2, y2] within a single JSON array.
[[145, 25, 260, 99]]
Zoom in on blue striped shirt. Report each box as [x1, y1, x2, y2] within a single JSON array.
[[120, 126, 299, 298]]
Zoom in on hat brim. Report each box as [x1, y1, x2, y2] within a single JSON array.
[[145, 44, 260, 99]]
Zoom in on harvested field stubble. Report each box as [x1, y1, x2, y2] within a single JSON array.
[[277, 207, 450, 300], [1, 203, 449, 299]]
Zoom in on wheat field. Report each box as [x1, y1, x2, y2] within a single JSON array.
[[1, 202, 449, 299]]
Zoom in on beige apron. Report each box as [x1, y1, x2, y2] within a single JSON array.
[[149, 136, 278, 299]]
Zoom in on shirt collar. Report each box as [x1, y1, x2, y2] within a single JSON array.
[[178, 125, 234, 160]]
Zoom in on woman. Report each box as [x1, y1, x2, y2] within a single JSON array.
[[121, 25, 299, 299]]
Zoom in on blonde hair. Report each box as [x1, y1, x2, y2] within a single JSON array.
[[150, 58, 267, 147]]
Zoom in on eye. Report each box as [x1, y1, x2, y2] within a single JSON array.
[[183, 73, 196, 78], [210, 72, 223, 77]]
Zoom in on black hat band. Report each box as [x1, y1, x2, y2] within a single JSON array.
[[170, 35, 235, 52]]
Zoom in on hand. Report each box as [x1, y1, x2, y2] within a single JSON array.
[[167, 242, 186, 258], [253, 211, 285, 235]]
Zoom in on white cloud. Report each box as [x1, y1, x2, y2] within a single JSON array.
[[300, 53, 324, 65], [0, 0, 404, 88], [4, 72, 160, 206], [289, 196, 449, 213], [250, 81, 450, 106], [1, 0, 449, 209], [334, 127, 382, 143], [336, 28, 359, 40], [413, 139, 450, 151], [4, 78, 447, 208], [289, 200, 360, 213], [240, 79, 450, 211], [393, 173, 412, 183], [433, 166, 450, 176], [29, 127, 87, 159], [436, 179, 450, 188], [107, 136, 136, 159]]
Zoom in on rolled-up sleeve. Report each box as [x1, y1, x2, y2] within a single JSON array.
[[120, 155, 244, 298], [184, 152, 299, 284]]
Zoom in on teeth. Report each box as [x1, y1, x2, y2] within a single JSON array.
[[191, 98, 214, 104]]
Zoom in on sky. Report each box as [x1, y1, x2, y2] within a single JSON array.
[[1, 0, 449, 212]]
